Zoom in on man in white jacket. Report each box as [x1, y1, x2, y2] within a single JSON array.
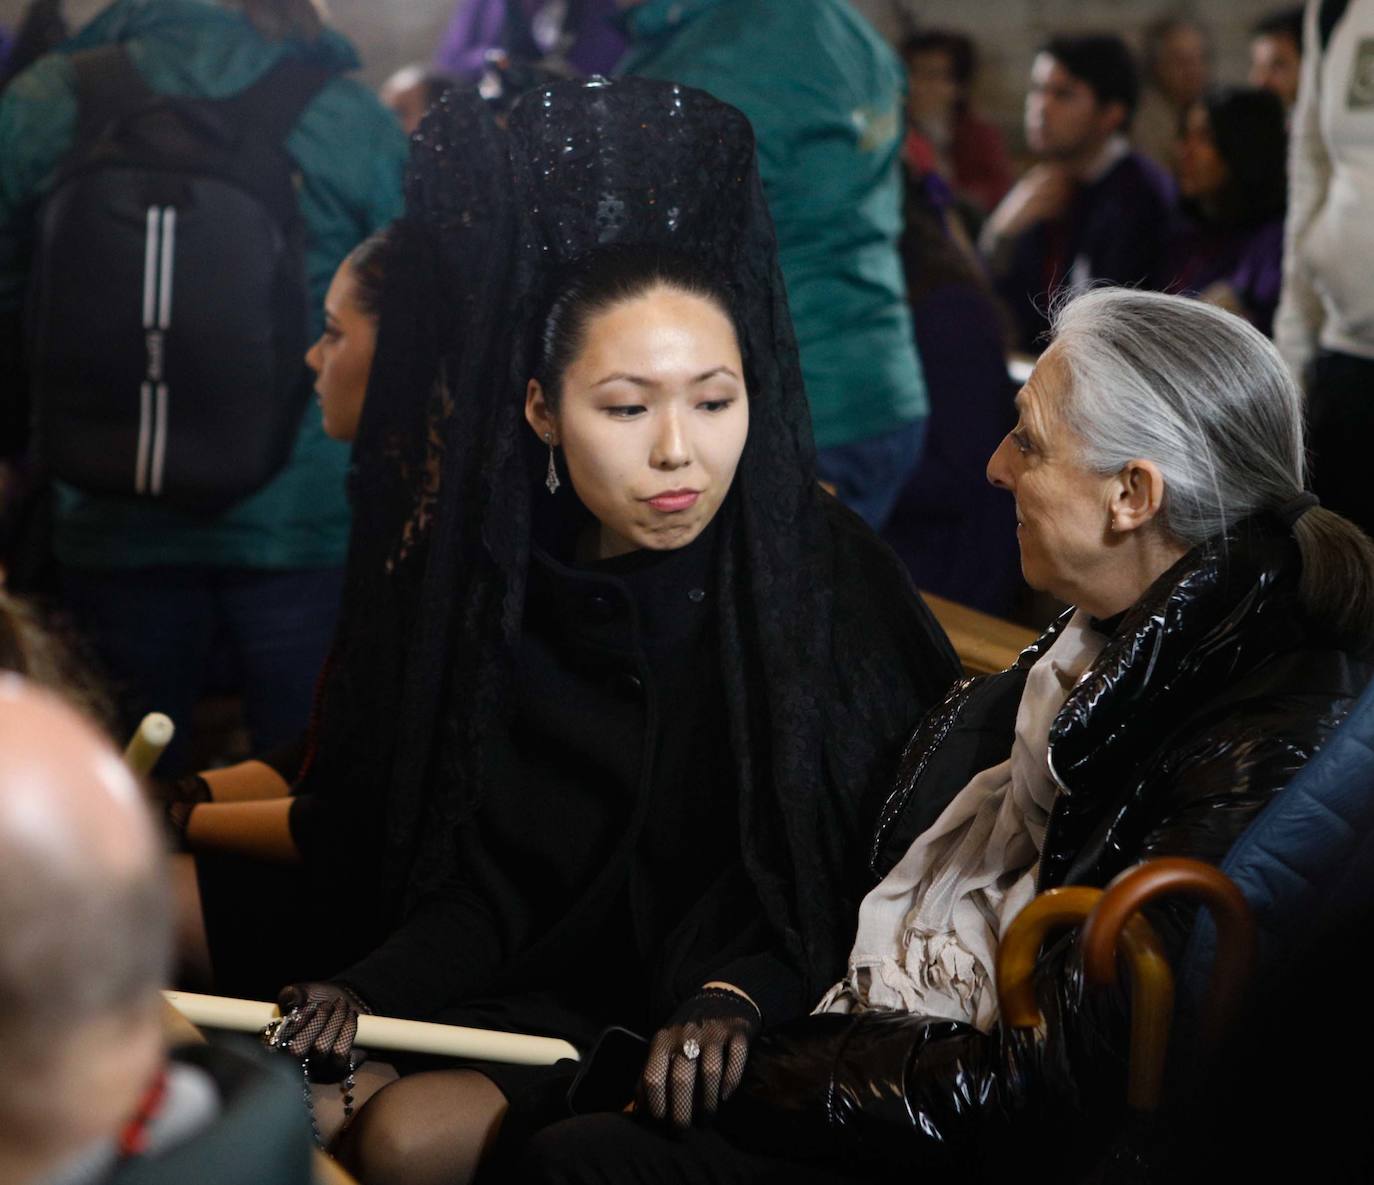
[[1274, 0, 1374, 536]]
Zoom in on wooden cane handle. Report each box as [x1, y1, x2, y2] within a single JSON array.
[[1079, 858, 1253, 1051]]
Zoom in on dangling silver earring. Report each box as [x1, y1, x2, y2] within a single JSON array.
[[544, 432, 561, 495]]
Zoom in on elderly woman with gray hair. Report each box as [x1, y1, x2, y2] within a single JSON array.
[[521, 286, 1374, 1184]]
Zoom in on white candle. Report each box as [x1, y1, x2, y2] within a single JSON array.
[[124, 713, 176, 776], [162, 991, 580, 1065]]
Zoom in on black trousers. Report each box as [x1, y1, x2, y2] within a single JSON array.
[[510, 1113, 865, 1185], [1309, 350, 1374, 539]]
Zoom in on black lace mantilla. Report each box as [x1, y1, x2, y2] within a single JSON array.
[[301, 78, 956, 997]]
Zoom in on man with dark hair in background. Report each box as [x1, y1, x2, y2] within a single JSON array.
[[1249, 6, 1305, 113], [980, 34, 1175, 353]]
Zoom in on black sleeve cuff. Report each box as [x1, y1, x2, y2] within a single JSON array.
[[261, 733, 309, 784]]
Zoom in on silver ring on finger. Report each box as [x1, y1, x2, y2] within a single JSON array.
[[681, 1037, 701, 1061]]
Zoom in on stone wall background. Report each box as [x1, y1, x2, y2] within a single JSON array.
[[3, 0, 1298, 143]]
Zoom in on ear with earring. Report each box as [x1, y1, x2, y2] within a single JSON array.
[[544, 432, 561, 495]]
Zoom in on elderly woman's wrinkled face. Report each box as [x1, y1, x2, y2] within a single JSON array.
[[526, 285, 749, 560], [987, 346, 1118, 607]]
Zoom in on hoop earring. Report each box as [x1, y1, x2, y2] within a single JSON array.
[[544, 432, 561, 495]]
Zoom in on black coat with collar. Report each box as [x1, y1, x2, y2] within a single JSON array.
[[723, 514, 1374, 1177], [335, 501, 956, 1041], [337, 520, 757, 1040]]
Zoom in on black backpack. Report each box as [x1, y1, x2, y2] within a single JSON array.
[[26, 46, 335, 511]]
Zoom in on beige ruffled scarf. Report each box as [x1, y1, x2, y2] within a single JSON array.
[[818, 611, 1105, 1032]]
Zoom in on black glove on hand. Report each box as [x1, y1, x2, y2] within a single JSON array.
[[147, 774, 211, 851], [641, 987, 762, 1130], [272, 982, 371, 1082]]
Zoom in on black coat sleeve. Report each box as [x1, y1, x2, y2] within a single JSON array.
[[332, 883, 506, 1019], [719, 938, 1118, 1178]]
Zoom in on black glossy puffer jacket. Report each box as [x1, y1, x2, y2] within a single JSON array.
[[721, 514, 1374, 1179]]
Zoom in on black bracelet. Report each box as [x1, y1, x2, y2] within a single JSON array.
[[698, 986, 762, 1021], [170, 773, 213, 806]]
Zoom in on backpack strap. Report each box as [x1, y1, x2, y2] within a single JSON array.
[[70, 44, 158, 147], [220, 57, 339, 147], [1319, 0, 1350, 55]]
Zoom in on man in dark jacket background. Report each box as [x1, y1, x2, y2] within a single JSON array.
[[979, 34, 1175, 352]]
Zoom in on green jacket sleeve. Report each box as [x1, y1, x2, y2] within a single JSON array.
[[0, 52, 78, 312]]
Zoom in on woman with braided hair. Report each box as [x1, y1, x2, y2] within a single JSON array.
[[233, 78, 959, 1184]]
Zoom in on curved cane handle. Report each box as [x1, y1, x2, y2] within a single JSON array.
[[1109, 913, 1173, 1111], [997, 886, 1102, 1028], [1080, 858, 1253, 1053], [997, 885, 1175, 1113]]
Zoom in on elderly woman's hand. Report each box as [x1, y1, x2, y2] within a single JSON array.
[[640, 985, 761, 1130]]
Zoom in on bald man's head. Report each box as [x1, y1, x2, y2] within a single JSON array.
[[0, 678, 170, 1177]]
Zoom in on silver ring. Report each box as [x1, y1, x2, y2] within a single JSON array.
[[681, 1037, 701, 1061]]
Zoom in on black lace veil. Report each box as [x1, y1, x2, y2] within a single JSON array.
[[293, 90, 516, 935], [303, 79, 955, 997]]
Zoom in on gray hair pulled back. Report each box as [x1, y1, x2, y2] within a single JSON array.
[[1050, 287, 1374, 648]]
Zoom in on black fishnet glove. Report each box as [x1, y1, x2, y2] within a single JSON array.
[[272, 982, 371, 1082], [640, 987, 762, 1130]]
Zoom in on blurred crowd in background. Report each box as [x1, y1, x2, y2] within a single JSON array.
[[0, 3, 1326, 741]]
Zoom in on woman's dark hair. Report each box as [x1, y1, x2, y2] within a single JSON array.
[[1192, 86, 1288, 230], [532, 246, 737, 408], [345, 225, 402, 320], [901, 30, 977, 93]]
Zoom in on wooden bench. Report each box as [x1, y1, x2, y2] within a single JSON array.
[[921, 590, 1038, 677]]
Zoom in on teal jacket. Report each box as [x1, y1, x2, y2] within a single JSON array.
[[620, 0, 927, 449], [0, 0, 407, 569]]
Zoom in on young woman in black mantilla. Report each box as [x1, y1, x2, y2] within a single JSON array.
[[252, 79, 960, 1184]]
